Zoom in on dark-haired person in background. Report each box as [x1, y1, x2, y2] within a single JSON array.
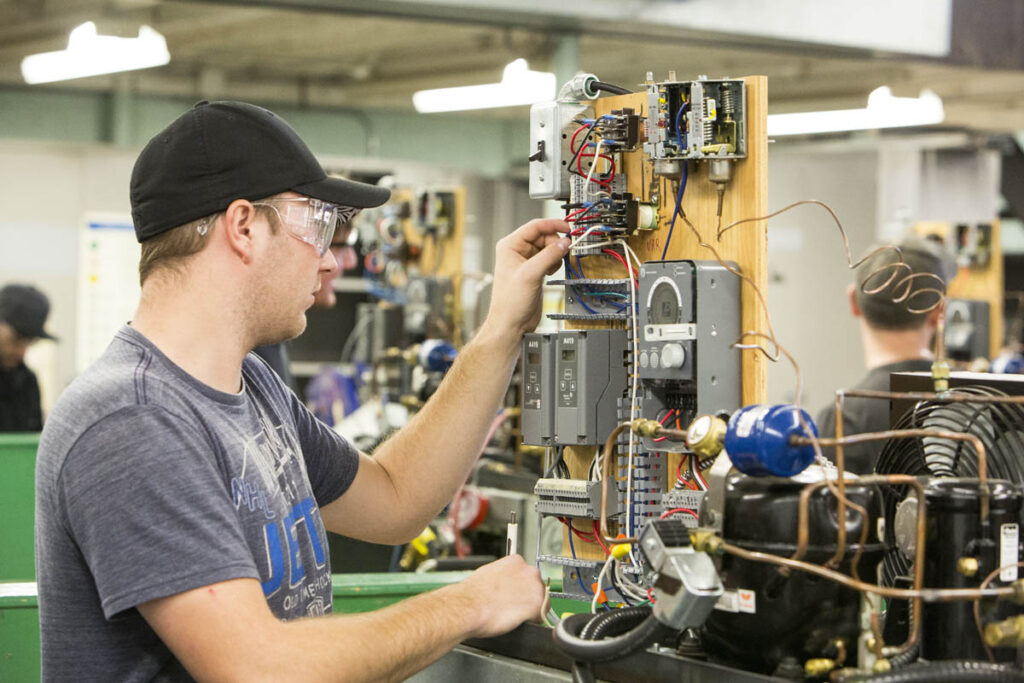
[[816, 237, 957, 474], [0, 283, 55, 432]]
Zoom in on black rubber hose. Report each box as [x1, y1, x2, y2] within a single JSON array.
[[553, 612, 663, 663], [571, 661, 596, 683], [588, 605, 652, 640], [887, 641, 919, 669], [844, 660, 1024, 682], [593, 81, 632, 96]]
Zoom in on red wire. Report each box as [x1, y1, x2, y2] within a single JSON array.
[[591, 521, 612, 556], [600, 249, 638, 288], [660, 507, 699, 521], [653, 410, 676, 442], [558, 517, 596, 541], [576, 152, 615, 185], [570, 124, 591, 155]]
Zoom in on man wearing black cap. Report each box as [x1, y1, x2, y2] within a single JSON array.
[[816, 236, 957, 473], [36, 101, 567, 681], [0, 283, 55, 432]]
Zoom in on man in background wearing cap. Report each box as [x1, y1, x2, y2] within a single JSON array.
[[36, 101, 566, 681], [815, 237, 957, 473], [0, 283, 55, 432]]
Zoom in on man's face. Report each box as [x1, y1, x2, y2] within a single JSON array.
[[0, 322, 36, 369], [311, 227, 349, 309], [251, 193, 338, 345]]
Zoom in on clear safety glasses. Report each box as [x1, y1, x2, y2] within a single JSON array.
[[253, 197, 360, 255]]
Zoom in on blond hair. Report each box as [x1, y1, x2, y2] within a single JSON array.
[[138, 202, 281, 286]]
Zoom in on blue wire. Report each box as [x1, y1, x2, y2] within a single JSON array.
[[660, 99, 690, 261], [674, 101, 688, 151], [660, 162, 688, 261]]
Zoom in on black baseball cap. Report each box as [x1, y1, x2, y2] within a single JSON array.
[[0, 284, 55, 340], [130, 100, 391, 242]]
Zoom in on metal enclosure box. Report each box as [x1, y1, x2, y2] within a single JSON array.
[[555, 329, 628, 445], [637, 259, 741, 419], [528, 101, 589, 200], [521, 333, 556, 445]]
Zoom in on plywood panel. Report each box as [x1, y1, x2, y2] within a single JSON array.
[[559, 76, 768, 561]]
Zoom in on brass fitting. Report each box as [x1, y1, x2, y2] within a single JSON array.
[[931, 359, 951, 394], [401, 345, 420, 365], [985, 616, 1024, 647], [690, 529, 722, 554], [1011, 579, 1024, 605], [631, 418, 662, 438], [399, 395, 423, 409], [957, 557, 980, 577], [872, 659, 892, 673], [804, 659, 836, 678], [686, 414, 727, 458], [519, 445, 545, 458]]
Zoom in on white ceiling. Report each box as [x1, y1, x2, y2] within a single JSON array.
[[1, 0, 1023, 132]]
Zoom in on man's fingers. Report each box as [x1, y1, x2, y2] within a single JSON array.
[[518, 238, 570, 284], [510, 219, 570, 250]]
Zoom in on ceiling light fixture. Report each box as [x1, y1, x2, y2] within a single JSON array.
[[767, 86, 945, 137], [21, 21, 170, 85], [413, 59, 556, 114]]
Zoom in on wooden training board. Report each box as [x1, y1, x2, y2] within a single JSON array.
[[560, 76, 768, 563]]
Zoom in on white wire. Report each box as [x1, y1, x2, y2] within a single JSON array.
[[569, 223, 609, 251], [583, 139, 605, 189], [591, 555, 616, 613], [609, 238, 641, 566], [614, 561, 648, 601]]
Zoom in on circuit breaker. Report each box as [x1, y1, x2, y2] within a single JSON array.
[[521, 333, 556, 445], [636, 260, 741, 451], [555, 329, 628, 445]]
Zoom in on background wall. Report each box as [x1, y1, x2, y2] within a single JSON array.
[[764, 136, 1001, 414]]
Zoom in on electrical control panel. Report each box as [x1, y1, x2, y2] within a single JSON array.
[[521, 333, 556, 445], [644, 77, 747, 162], [414, 189, 456, 238], [555, 329, 628, 445], [636, 260, 741, 451]]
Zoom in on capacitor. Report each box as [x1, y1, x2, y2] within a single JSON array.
[[723, 404, 818, 477]]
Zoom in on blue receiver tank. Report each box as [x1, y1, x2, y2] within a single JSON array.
[[723, 404, 818, 477], [418, 339, 457, 373]]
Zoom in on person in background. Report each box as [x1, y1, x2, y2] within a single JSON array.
[[0, 283, 55, 432], [815, 236, 957, 474]]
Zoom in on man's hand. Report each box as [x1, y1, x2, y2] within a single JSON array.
[[483, 218, 569, 338], [458, 554, 546, 638]]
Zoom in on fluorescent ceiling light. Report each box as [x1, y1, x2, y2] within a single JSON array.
[[413, 59, 556, 113], [767, 86, 945, 136], [21, 21, 170, 85]]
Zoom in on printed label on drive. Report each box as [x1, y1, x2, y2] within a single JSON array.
[[1001, 523, 1019, 582]]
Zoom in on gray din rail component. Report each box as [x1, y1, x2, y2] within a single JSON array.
[[554, 329, 628, 445]]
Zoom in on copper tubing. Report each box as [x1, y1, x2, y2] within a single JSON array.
[[599, 422, 635, 544], [831, 391, 849, 568], [718, 541, 1015, 603], [790, 479, 871, 582], [795, 428, 989, 524]]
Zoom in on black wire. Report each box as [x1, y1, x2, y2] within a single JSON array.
[[567, 123, 596, 178], [593, 81, 632, 96], [544, 446, 567, 479]]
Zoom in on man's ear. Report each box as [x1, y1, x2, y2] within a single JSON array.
[[221, 199, 259, 263], [847, 283, 862, 318]]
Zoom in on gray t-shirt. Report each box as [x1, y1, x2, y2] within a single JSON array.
[[35, 325, 360, 681]]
